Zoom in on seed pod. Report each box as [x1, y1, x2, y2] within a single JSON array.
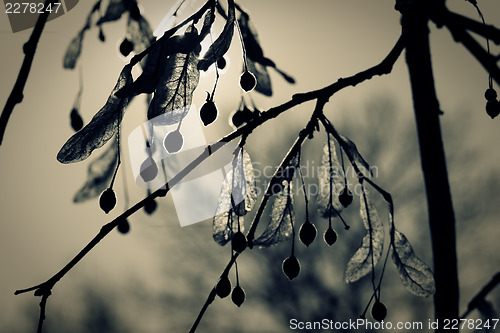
[[70, 108, 83, 132], [371, 301, 387, 322], [144, 198, 157, 215], [98, 27, 105, 42], [117, 219, 130, 234], [299, 221, 317, 247], [99, 188, 116, 214], [486, 100, 500, 119], [119, 38, 134, 57], [216, 276, 231, 299], [200, 99, 218, 126], [217, 57, 227, 70], [282, 255, 301, 280], [324, 227, 337, 246], [339, 186, 353, 208], [232, 231, 247, 253], [163, 130, 184, 153], [231, 285, 246, 307], [485, 88, 497, 101], [140, 157, 158, 182], [239, 71, 257, 92]]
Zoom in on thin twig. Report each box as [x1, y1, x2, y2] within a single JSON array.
[[437, 10, 500, 45], [189, 253, 239, 333], [443, 14, 500, 85], [36, 290, 50, 333], [461, 272, 500, 319], [0, 0, 58, 146]]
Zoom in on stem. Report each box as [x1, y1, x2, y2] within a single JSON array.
[[0, 0, 58, 146], [403, 3, 459, 327]]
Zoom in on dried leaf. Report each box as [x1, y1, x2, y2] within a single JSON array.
[[242, 150, 257, 212], [57, 65, 132, 164], [147, 29, 201, 125], [316, 137, 344, 218], [337, 133, 373, 178], [63, 30, 85, 69], [391, 229, 435, 297], [238, 14, 264, 62], [345, 191, 384, 283], [213, 149, 254, 246], [212, 152, 247, 246], [127, 15, 154, 56], [97, 0, 128, 25], [253, 180, 294, 248], [238, 14, 271, 96], [247, 59, 272, 96], [198, 0, 235, 71], [116, 38, 166, 98], [73, 136, 118, 202]]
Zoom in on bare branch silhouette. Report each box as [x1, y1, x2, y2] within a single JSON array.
[[0, 0, 58, 146]]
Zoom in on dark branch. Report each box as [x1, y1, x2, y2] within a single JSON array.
[[189, 253, 239, 333], [461, 272, 500, 319], [36, 290, 50, 333], [439, 10, 500, 45], [0, 0, 58, 146], [443, 12, 500, 85], [129, 0, 215, 68]]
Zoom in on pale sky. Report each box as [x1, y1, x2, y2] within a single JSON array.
[[1, 1, 500, 332]]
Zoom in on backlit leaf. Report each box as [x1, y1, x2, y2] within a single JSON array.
[[391, 229, 435, 297], [57, 65, 132, 164], [213, 149, 253, 246], [238, 14, 272, 96], [247, 59, 272, 96], [63, 30, 85, 69], [337, 133, 372, 178], [316, 137, 344, 218], [198, 0, 235, 71], [147, 28, 202, 125], [253, 180, 294, 248], [127, 14, 154, 56], [73, 136, 118, 202], [345, 190, 384, 283], [97, 0, 128, 25]]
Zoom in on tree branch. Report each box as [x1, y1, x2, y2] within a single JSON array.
[[0, 0, 58, 146], [443, 16, 500, 85], [461, 272, 500, 319], [15, 33, 404, 333], [438, 10, 500, 45], [403, 2, 459, 327]]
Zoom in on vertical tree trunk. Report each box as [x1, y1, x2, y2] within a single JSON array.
[[402, 4, 459, 329]]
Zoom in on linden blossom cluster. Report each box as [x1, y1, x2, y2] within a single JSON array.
[[289, 318, 425, 331]]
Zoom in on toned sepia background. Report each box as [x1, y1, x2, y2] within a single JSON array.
[[1, 1, 500, 332]]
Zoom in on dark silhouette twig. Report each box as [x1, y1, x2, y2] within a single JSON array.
[[443, 15, 500, 85], [0, 0, 58, 146], [461, 272, 500, 319], [439, 10, 500, 44], [35, 289, 50, 333]]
